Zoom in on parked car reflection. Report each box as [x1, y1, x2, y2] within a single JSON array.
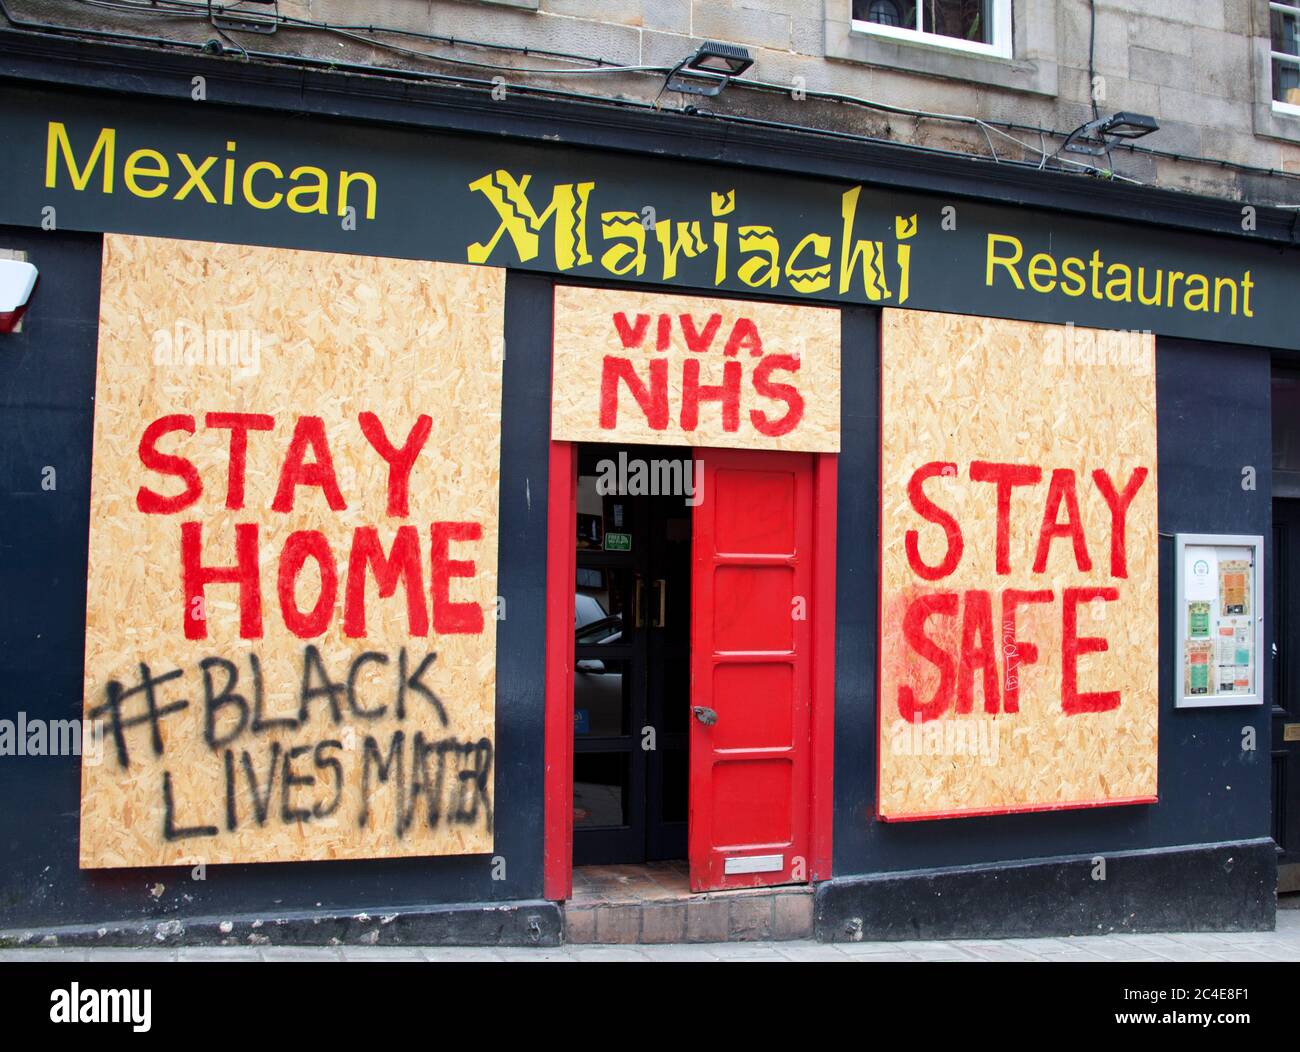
[[575, 592, 626, 737]]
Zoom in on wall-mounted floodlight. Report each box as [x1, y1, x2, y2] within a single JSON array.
[[1093, 112, 1160, 138], [665, 41, 754, 97], [684, 41, 754, 76], [1062, 111, 1159, 157], [0, 256, 38, 334]]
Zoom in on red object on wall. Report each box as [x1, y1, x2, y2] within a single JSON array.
[[809, 453, 837, 881], [0, 265, 37, 334], [689, 448, 815, 892], [543, 441, 577, 902]]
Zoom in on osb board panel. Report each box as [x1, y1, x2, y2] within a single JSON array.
[[551, 286, 840, 452], [81, 234, 504, 868], [879, 308, 1158, 820]]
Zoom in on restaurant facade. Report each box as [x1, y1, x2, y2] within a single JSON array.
[[0, 25, 1295, 946]]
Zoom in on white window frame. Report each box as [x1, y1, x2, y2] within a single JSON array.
[[1271, 1, 1300, 117], [851, 0, 1012, 61]]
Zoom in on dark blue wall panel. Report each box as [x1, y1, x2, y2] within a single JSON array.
[[0, 232, 553, 928], [832, 321, 1274, 875], [0, 224, 1274, 930]]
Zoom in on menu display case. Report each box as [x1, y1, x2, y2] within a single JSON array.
[[1174, 534, 1265, 708]]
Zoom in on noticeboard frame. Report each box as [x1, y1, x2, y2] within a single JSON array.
[[1174, 533, 1265, 709]]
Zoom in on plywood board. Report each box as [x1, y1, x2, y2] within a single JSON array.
[[551, 286, 840, 452], [81, 234, 504, 867], [878, 309, 1158, 820]]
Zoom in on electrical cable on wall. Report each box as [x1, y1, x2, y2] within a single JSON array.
[[4, 0, 1300, 191]]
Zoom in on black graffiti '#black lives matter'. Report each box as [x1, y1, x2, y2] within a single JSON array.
[[86, 645, 494, 842]]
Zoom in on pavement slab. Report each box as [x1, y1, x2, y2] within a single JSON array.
[[1, 920, 1296, 961]]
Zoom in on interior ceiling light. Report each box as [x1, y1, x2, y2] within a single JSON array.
[[1061, 111, 1159, 157], [665, 41, 754, 97]]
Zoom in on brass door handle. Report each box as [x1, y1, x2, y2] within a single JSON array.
[[634, 577, 644, 628], [653, 578, 666, 628], [692, 705, 718, 726]]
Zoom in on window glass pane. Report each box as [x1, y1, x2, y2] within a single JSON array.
[[853, 0, 918, 30], [1273, 372, 1300, 496], [921, 0, 992, 44], [1273, 55, 1300, 105], [574, 753, 629, 828], [575, 658, 632, 737], [662, 749, 688, 823], [575, 568, 633, 641], [662, 652, 690, 733], [1272, 7, 1300, 57], [577, 470, 635, 553]]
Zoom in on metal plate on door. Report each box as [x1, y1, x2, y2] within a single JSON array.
[[724, 853, 784, 875], [1285, 723, 1300, 742]]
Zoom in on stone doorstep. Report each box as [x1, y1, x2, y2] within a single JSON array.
[[564, 887, 815, 945]]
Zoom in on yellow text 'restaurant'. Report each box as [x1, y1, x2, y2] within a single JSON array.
[[985, 233, 1253, 317]]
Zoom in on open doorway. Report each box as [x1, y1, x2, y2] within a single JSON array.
[[545, 439, 837, 901], [572, 443, 693, 866], [1272, 366, 1300, 897]]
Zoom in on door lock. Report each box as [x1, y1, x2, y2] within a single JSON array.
[[692, 705, 718, 726]]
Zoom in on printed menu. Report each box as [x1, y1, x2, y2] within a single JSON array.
[[1181, 543, 1256, 702]]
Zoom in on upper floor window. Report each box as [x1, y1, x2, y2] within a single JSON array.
[[851, 0, 1011, 60], [1273, 2, 1300, 113]]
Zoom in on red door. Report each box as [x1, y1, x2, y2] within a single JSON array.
[[689, 449, 814, 892]]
